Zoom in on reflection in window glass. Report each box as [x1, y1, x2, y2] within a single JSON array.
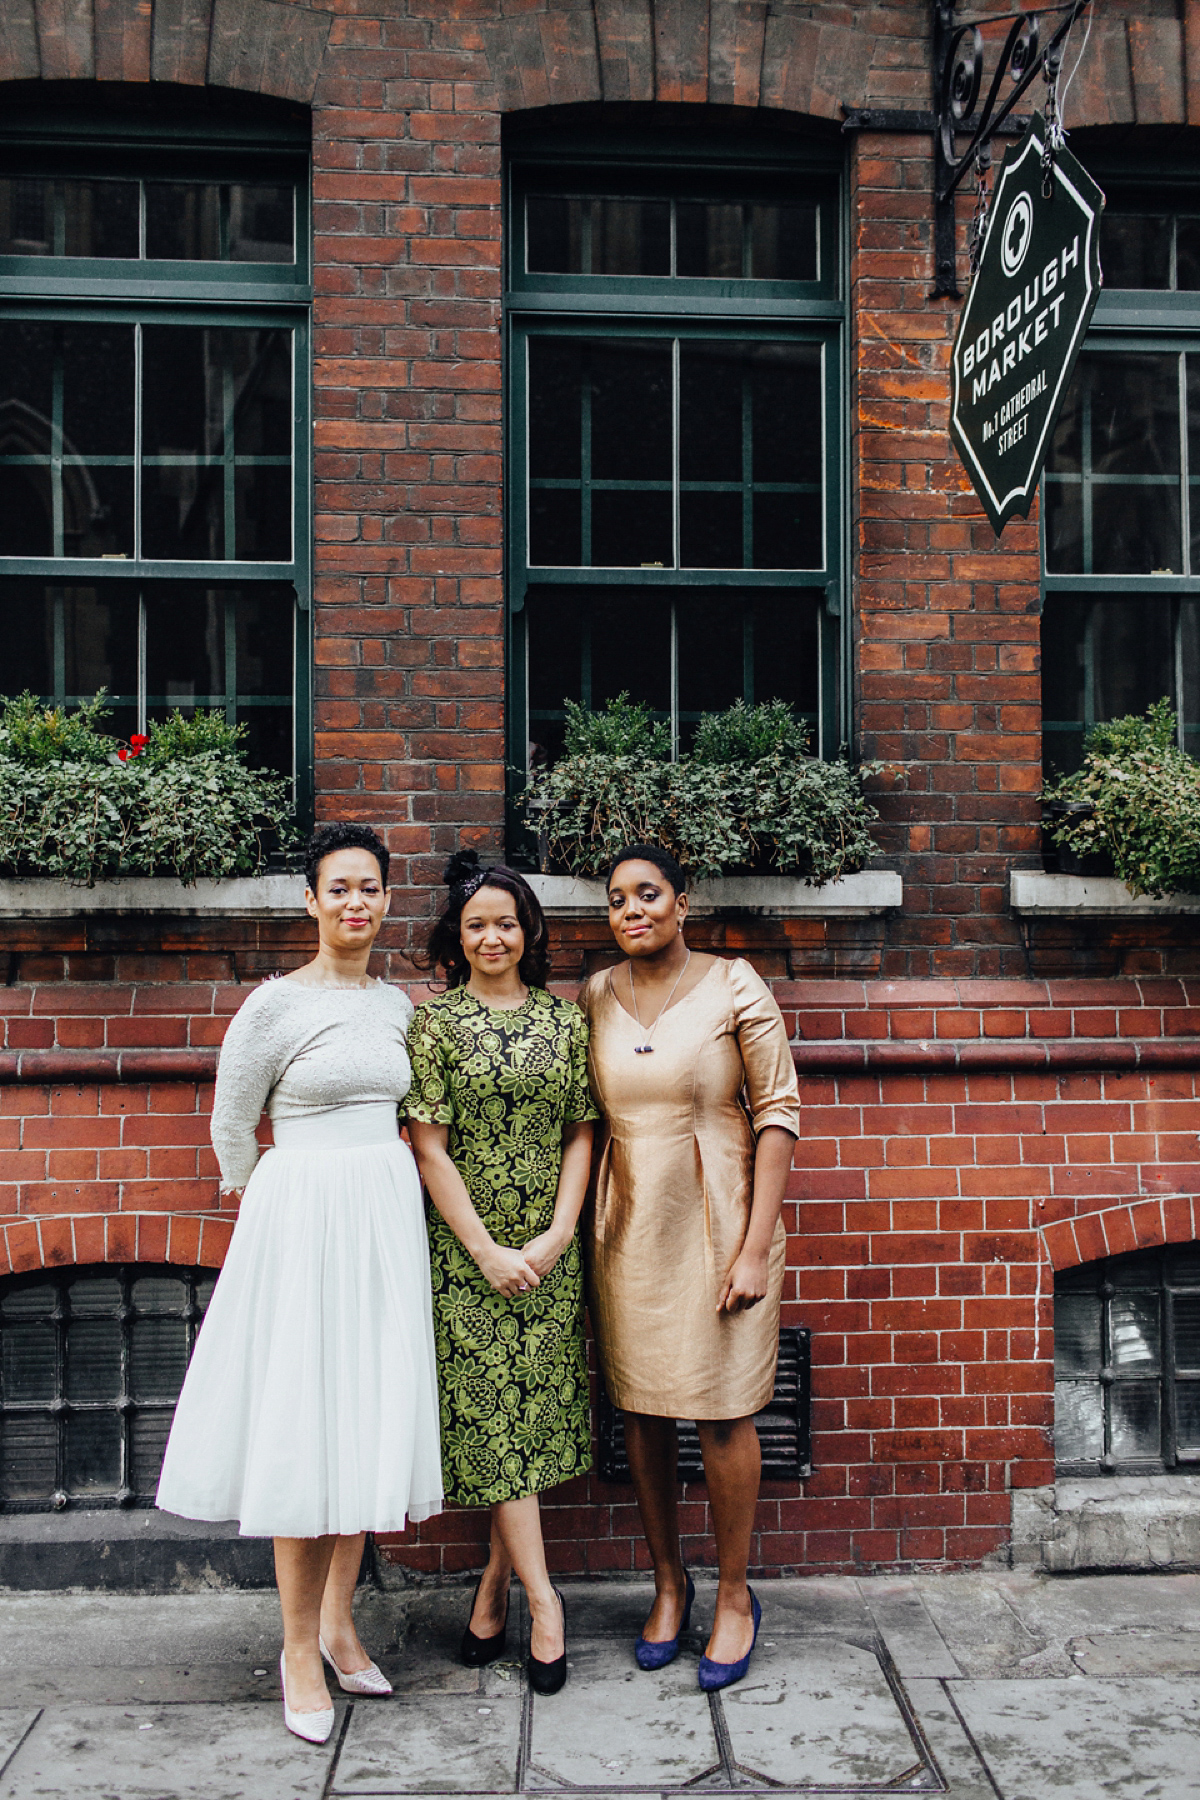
[[144, 183, 294, 263], [0, 177, 139, 258], [526, 194, 817, 282], [0, 1265, 212, 1510], [527, 335, 822, 571], [1045, 352, 1182, 576], [1101, 210, 1171, 289], [525, 586, 821, 767], [1054, 1248, 1200, 1473], [1041, 594, 1200, 774]]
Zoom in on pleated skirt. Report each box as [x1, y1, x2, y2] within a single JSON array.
[[156, 1103, 444, 1538]]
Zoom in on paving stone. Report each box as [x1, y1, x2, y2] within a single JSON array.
[[950, 1677, 1200, 1800], [526, 1645, 719, 1788], [0, 1713, 38, 1782], [912, 1575, 1052, 1678], [333, 1694, 522, 1794], [0, 1701, 340, 1800], [1069, 1631, 1200, 1677], [859, 1579, 963, 1678], [720, 1638, 926, 1789], [904, 1680, 1004, 1800]]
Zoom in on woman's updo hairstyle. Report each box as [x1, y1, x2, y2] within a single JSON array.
[[605, 841, 688, 898], [418, 848, 550, 990], [304, 821, 389, 894]]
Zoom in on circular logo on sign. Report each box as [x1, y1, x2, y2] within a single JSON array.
[[1000, 192, 1034, 277]]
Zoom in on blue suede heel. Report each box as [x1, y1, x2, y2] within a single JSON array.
[[697, 1588, 761, 1692], [634, 1571, 695, 1671]]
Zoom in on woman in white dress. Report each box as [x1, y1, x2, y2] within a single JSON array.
[[157, 822, 443, 1744]]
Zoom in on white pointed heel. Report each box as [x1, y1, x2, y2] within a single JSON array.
[[319, 1634, 394, 1696], [280, 1649, 335, 1744]]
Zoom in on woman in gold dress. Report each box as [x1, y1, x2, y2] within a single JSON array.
[[580, 843, 800, 1692]]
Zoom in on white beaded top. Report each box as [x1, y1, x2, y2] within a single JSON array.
[[210, 977, 416, 1191]]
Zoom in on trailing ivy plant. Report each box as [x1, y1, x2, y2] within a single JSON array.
[[1042, 698, 1200, 899], [0, 692, 298, 886], [524, 694, 883, 885]]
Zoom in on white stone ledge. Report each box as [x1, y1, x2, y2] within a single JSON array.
[[1010, 871, 1200, 916], [1011, 1476, 1200, 1573], [527, 871, 903, 919], [0, 875, 305, 917]]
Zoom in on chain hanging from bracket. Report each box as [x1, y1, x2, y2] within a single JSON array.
[[1041, 42, 1065, 198], [967, 144, 993, 273]]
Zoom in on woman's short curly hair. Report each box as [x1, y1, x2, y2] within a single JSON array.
[[304, 822, 389, 894], [417, 848, 549, 989], [605, 841, 688, 898]]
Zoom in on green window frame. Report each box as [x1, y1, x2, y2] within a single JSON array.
[[1041, 170, 1200, 773], [504, 129, 847, 846], [0, 102, 313, 816]]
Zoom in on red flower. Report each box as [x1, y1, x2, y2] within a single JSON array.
[[117, 747, 129, 762], [130, 733, 149, 748]]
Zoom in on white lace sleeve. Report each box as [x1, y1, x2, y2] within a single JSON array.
[[210, 984, 293, 1193]]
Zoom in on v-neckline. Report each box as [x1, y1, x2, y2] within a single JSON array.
[[606, 957, 721, 1030]]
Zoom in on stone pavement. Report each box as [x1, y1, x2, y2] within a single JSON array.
[[0, 1569, 1198, 1798]]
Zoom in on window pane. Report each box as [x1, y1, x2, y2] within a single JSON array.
[[1055, 1291, 1101, 1374], [0, 178, 138, 257], [526, 196, 582, 274], [65, 1410, 121, 1493], [677, 202, 743, 278], [754, 593, 820, 723], [749, 203, 818, 281], [2, 1324, 56, 1403], [0, 1414, 57, 1500], [129, 1315, 188, 1400], [130, 1410, 173, 1495], [1174, 1293, 1200, 1371], [66, 1318, 122, 1402], [1176, 218, 1200, 291], [1054, 1380, 1103, 1462], [145, 586, 224, 713], [590, 592, 671, 712], [528, 338, 583, 567], [1110, 1292, 1160, 1370], [235, 585, 295, 776], [1101, 211, 1171, 289], [1041, 594, 1182, 776], [1175, 1381, 1200, 1455], [590, 340, 672, 567], [145, 183, 221, 259], [1110, 1381, 1161, 1460], [677, 595, 745, 736], [1046, 353, 1182, 574], [228, 185, 294, 263], [61, 586, 139, 719], [141, 327, 292, 562], [1092, 599, 1175, 731], [68, 1276, 122, 1314], [593, 199, 670, 276], [0, 321, 135, 559]]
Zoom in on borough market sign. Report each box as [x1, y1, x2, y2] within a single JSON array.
[[949, 113, 1103, 536]]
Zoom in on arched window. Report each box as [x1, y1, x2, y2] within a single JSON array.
[[1054, 1244, 1200, 1473], [0, 1264, 213, 1510]]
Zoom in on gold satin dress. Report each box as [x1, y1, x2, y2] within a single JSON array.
[[580, 956, 800, 1421]]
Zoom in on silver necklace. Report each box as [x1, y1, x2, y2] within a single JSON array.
[[629, 950, 690, 1054]]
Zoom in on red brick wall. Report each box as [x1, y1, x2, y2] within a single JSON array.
[[5, 967, 1199, 1574]]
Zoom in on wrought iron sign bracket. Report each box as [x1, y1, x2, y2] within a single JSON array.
[[931, 0, 1091, 299]]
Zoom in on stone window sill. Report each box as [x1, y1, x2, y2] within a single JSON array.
[[526, 871, 903, 919], [1011, 1474, 1200, 1573], [1010, 872, 1200, 917], [0, 876, 304, 918]]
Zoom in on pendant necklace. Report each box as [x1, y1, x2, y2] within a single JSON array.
[[629, 950, 690, 1054]]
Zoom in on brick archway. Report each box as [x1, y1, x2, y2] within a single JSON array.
[[1042, 1196, 1200, 1273], [0, 1213, 230, 1278], [0, 0, 329, 101]]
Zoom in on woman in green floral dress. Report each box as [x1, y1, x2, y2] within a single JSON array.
[[407, 852, 595, 1695]]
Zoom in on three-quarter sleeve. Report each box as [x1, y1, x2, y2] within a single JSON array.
[[405, 1003, 455, 1125], [729, 957, 801, 1137], [210, 984, 291, 1192], [563, 1004, 600, 1125]]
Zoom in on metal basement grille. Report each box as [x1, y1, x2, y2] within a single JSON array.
[[0, 1263, 213, 1511], [597, 1326, 811, 1483]]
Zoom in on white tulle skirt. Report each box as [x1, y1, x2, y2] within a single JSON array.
[[156, 1103, 444, 1538]]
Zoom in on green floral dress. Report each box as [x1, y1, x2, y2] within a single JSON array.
[[406, 985, 598, 1507]]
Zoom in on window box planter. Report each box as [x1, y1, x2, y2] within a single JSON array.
[[527, 871, 902, 919], [1010, 871, 1200, 916], [0, 876, 305, 918]]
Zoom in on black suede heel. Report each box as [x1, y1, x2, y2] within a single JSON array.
[[527, 1588, 567, 1695], [459, 1576, 510, 1667]]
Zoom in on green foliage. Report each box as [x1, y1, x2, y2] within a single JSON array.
[[0, 691, 114, 765], [525, 700, 882, 884], [0, 694, 298, 885], [691, 698, 810, 765], [1043, 699, 1200, 898], [562, 693, 671, 760]]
